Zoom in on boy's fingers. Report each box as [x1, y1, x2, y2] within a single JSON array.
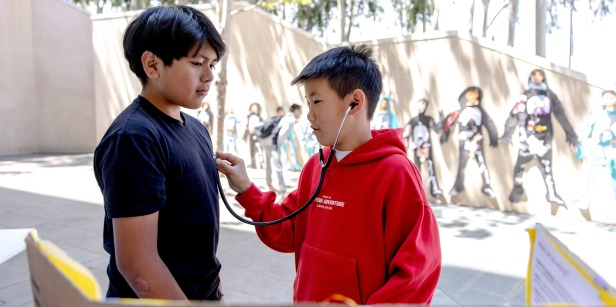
[[216, 151, 241, 165]]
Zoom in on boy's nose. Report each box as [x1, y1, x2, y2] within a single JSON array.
[[201, 67, 214, 83]]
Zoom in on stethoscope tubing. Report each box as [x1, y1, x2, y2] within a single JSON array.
[[217, 104, 354, 226]]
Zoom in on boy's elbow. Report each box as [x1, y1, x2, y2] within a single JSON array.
[[116, 255, 141, 279]]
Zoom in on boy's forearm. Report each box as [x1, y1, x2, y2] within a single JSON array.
[[120, 256, 187, 300]]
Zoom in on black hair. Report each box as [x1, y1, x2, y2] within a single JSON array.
[[602, 90, 616, 97], [458, 86, 483, 108], [528, 69, 547, 85], [123, 5, 226, 86], [290, 103, 302, 112], [416, 98, 429, 106], [291, 44, 383, 120], [248, 102, 262, 115], [415, 98, 429, 114]]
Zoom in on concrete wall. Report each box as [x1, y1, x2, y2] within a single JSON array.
[[0, 0, 95, 155], [1, 0, 613, 222]]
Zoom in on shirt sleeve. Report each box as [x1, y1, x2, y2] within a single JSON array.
[[95, 131, 167, 218]]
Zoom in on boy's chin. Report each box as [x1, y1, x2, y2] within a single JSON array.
[[185, 101, 203, 110]]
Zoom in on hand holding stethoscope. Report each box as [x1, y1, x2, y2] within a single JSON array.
[[214, 102, 357, 226]]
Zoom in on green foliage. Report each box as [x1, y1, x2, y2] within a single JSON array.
[[69, 0, 211, 13], [548, 0, 615, 31], [392, 0, 433, 33], [253, 0, 384, 39]]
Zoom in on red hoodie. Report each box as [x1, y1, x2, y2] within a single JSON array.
[[236, 129, 442, 304]]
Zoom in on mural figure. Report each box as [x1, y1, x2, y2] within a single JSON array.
[[500, 69, 578, 206], [441, 86, 499, 199]]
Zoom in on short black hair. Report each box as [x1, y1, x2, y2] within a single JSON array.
[[123, 5, 226, 86], [291, 44, 383, 120], [290, 103, 302, 112], [415, 98, 430, 109], [602, 89, 616, 97]]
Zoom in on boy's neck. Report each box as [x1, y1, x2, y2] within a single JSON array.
[[140, 89, 183, 122], [336, 121, 372, 151]]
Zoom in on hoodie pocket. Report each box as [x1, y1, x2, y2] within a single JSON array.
[[295, 242, 361, 303]]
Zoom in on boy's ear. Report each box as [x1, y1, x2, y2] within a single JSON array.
[[349, 89, 367, 114], [141, 51, 160, 79]]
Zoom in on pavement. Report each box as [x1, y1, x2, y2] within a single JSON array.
[[1, 153, 616, 306]]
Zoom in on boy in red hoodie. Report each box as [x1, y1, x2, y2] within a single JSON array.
[[215, 44, 441, 305]]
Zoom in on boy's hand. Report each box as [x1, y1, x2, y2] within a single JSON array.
[[215, 152, 251, 194]]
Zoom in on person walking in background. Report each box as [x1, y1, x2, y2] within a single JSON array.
[[93, 5, 226, 301], [441, 86, 499, 199], [403, 98, 443, 199], [571, 89, 616, 209], [224, 109, 239, 155], [301, 118, 319, 158], [263, 104, 302, 195], [285, 121, 303, 171], [277, 105, 302, 171], [198, 101, 214, 133], [500, 69, 578, 206], [371, 95, 399, 129], [244, 102, 263, 168]]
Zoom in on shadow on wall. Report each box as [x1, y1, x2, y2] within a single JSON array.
[[359, 32, 602, 221]]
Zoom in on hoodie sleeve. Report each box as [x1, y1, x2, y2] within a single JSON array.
[[235, 183, 298, 252], [481, 108, 499, 147], [366, 164, 442, 304], [439, 111, 459, 143], [402, 121, 412, 149], [549, 90, 578, 145], [276, 114, 295, 147], [500, 104, 520, 144], [428, 116, 441, 134]]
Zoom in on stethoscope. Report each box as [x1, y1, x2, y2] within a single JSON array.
[[215, 102, 357, 226]]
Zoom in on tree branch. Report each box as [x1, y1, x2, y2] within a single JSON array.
[[487, 3, 509, 30]]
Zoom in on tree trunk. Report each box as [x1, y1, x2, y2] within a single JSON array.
[[481, 0, 489, 37], [469, 0, 475, 35], [96, 0, 103, 14], [337, 0, 346, 43], [423, 5, 427, 33], [431, 0, 440, 31], [535, 0, 547, 57], [507, 0, 518, 47], [130, 0, 145, 11], [345, 0, 355, 41], [568, 3, 573, 68], [215, 0, 232, 151]]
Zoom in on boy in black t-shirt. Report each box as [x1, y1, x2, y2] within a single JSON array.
[[93, 6, 226, 301]]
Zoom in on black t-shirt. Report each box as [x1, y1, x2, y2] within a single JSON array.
[[94, 96, 221, 300]]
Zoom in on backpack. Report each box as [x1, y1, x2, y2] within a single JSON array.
[[254, 115, 283, 140]]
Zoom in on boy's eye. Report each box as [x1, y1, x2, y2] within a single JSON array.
[[192, 61, 203, 66]]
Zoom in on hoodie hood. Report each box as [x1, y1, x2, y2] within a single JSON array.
[[321, 128, 406, 167], [458, 86, 483, 108]]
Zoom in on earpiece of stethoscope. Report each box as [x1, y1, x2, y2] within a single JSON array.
[[217, 102, 356, 226]]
